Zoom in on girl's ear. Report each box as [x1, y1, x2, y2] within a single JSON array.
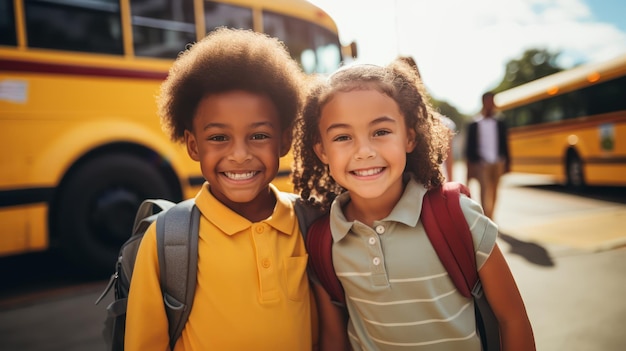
[[279, 129, 293, 157], [406, 128, 417, 153], [313, 141, 329, 164], [185, 130, 200, 161]]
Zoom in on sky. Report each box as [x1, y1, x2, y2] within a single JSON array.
[[307, 0, 626, 115]]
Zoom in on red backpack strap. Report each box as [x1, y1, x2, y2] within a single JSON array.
[[306, 214, 346, 306], [421, 182, 477, 298]]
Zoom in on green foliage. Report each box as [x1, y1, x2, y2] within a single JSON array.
[[430, 98, 467, 132], [492, 48, 563, 93]]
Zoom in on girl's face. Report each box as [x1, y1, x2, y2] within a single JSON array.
[[185, 90, 290, 208], [314, 89, 416, 206]]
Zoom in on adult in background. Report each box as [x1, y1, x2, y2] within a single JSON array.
[[465, 91, 510, 220]]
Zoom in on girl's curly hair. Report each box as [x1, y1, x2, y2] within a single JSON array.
[[158, 27, 306, 143], [292, 60, 452, 210]]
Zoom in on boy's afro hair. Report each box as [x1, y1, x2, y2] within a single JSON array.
[[158, 27, 306, 142]]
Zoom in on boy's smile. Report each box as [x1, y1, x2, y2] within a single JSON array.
[[185, 90, 290, 219], [223, 171, 258, 181]]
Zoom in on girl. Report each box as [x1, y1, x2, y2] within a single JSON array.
[[292, 61, 535, 351]]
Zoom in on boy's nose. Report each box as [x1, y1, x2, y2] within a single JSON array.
[[229, 142, 252, 163]]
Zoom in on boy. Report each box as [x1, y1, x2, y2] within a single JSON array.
[[125, 28, 312, 350]]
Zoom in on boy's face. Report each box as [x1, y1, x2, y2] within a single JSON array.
[[185, 91, 290, 207], [314, 89, 416, 204]]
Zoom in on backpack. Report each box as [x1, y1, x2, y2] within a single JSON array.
[[95, 198, 200, 351], [95, 195, 323, 351], [305, 182, 501, 351]]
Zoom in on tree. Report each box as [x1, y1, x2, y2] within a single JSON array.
[[492, 48, 563, 93], [431, 98, 466, 132]]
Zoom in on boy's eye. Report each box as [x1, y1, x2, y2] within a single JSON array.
[[251, 133, 270, 140], [208, 135, 228, 142]]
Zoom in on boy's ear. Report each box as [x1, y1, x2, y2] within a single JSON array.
[[313, 142, 329, 164], [185, 130, 200, 161], [406, 128, 417, 153], [279, 129, 293, 157]]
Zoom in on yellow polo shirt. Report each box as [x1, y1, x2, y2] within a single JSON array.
[[125, 183, 312, 350]]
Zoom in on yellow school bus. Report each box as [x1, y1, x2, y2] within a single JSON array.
[[496, 53, 626, 188], [0, 0, 354, 273]]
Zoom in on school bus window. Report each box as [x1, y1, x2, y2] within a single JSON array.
[[263, 11, 341, 74], [24, 0, 123, 54], [205, 1, 253, 33], [587, 76, 626, 114], [517, 109, 532, 127], [0, 0, 16, 46], [130, 0, 195, 59], [544, 102, 564, 123]]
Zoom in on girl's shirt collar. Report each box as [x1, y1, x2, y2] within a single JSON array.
[[328, 176, 428, 242]]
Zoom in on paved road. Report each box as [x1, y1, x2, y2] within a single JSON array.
[[1, 170, 625, 351]]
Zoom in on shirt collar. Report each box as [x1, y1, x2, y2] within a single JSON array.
[[194, 182, 296, 236], [329, 176, 428, 242]]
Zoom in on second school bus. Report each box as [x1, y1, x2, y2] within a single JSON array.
[[496, 53, 626, 188], [0, 0, 355, 273]]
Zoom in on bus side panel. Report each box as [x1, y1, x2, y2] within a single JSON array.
[[509, 130, 565, 183], [509, 114, 626, 186], [0, 205, 47, 256], [582, 121, 626, 186], [0, 72, 198, 256]]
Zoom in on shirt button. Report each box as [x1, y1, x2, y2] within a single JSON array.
[[262, 258, 271, 268], [368, 237, 376, 245], [373, 257, 381, 266], [255, 226, 264, 234], [375, 225, 385, 234]]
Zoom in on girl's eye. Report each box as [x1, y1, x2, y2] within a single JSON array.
[[251, 133, 270, 140], [208, 135, 228, 142], [374, 129, 391, 137]]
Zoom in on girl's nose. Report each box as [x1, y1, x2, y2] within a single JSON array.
[[354, 142, 376, 160]]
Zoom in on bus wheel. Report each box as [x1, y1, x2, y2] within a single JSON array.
[[566, 152, 585, 189], [53, 153, 174, 276]]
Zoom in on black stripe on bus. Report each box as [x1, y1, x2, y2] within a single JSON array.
[[188, 176, 206, 187], [586, 156, 626, 164], [513, 157, 562, 165], [0, 58, 167, 80], [277, 170, 292, 178], [0, 187, 54, 208], [514, 156, 626, 165]]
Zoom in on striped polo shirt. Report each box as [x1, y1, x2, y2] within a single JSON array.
[[329, 177, 497, 350]]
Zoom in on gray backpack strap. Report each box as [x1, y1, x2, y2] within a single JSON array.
[[289, 195, 325, 238], [133, 199, 176, 235], [155, 198, 200, 350]]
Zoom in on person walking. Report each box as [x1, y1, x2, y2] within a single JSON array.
[[465, 91, 510, 220]]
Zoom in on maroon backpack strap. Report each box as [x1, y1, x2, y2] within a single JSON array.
[[421, 182, 477, 298], [306, 214, 346, 306]]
